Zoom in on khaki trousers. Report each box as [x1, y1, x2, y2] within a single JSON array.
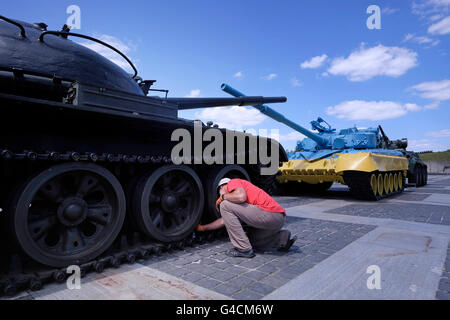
[[220, 200, 289, 252]]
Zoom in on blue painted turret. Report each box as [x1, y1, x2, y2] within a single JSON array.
[[221, 83, 404, 161]]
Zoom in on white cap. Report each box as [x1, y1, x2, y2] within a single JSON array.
[[217, 178, 231, 191]]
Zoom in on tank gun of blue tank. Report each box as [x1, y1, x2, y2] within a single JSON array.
[[221, 83, 328, 146]]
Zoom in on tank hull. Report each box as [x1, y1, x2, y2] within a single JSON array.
[[277, 151, 409, 199], [279, 151, 408, 184]]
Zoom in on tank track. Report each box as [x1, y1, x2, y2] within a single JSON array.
[[0, 148, 263, 297], [344, 171, 406, 201], [0, 228, 226, 297], [0, 226, 228, 297]]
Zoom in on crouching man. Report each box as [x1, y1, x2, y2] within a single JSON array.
[[197, 178, 297, 258]]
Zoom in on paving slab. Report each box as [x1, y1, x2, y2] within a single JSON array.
[[264, 226, 449, 300]]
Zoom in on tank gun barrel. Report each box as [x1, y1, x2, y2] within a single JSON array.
[[378, 125, 408, 149], [167, 96, 287, 110], [378, 125, 390, 144], [221, 83, 328, 146]]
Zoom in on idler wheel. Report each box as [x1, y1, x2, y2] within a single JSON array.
[[10, 163, 126, 268], [131, 165, 204, 242]]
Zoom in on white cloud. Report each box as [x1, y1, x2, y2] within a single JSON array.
[[186, 89, 201, 98], [80, 34, 134, 72], [278, 131, 306, 142], [428, 16, 450, 34], [327, 44, 418, 82], [409, 79, 450, 101], [290, 78, 303, 87], [326, 100, 423, 121], [233, 71, 244, 78], [300, 54, 328, 69], [412, 0, 450, 20], [427, 129, 450, 137], [262, 73, 278, 81], [430, 14, 444, 21], [194, 106, 265, 130], [403, 33, 440, 45], [408, 138, 446, 151], [382, 7, 399, 14]]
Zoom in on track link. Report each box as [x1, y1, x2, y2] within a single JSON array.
[[0, 229, 227, 297]]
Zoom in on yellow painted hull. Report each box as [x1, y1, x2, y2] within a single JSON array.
[[278, 152, 409, 185]]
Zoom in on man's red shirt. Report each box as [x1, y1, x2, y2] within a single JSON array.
[[227, 179, 285, 214]]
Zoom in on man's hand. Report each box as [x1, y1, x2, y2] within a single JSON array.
[[216, 194, 225, 212], [196, 218, 224, 232]]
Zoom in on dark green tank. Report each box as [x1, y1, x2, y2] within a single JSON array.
[[379, 126, 428, 187]]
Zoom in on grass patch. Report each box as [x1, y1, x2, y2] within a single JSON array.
[[420, 151, 450, 162]]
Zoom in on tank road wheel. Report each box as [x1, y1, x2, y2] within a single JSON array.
[[383, 173, 389, 196], [370, 174, 378, 197], [10, 163, 126, 268], [344, 171, 382, 200], [203, 165, 250, 221], [419, 166, 427, 187], [377, 174, 384, 197], [423, 167, 428, 186], [418, 167, 424, 187], [388, 173, 394, 194], [393, 173, 398, 192], [397, 172, 404, 192], [411, 165, 419, 186], [131, 165, 204, 242]]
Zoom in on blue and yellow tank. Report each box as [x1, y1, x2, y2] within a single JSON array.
[[221, 84, 408, 200]]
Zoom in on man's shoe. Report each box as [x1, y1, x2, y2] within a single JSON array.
[[278, 235, 298, 252], [226, 248, 255, 258]]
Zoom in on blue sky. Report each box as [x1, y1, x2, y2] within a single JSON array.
[[3, 0, 450, 151]]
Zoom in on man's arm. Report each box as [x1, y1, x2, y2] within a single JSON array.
[[223, 187, 247, 203], [198, 218, 225, 231]]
